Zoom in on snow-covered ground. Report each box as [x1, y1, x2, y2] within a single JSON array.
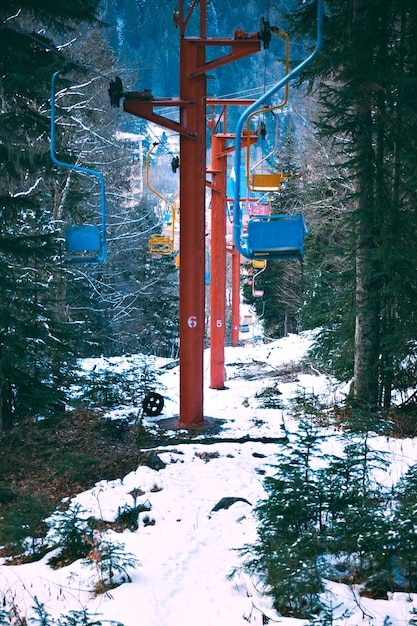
[[2, 332, 417, 625]]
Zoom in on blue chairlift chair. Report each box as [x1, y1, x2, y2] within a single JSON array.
[[50, 71, 106, 263], [232, 0, 323, 261]]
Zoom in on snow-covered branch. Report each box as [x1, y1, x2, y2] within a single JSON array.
[[11, 178, 42, 197]]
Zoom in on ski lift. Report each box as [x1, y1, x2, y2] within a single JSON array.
[[148, 234, 174, 255], [50, 71, 106, 263], [252, 259, 266, 298], [232, 0, 323, 260], [246, 30, 290, 193], [247, 213, 309, 260], [146, 142, 178, 255], [246, 108, 291, 193]]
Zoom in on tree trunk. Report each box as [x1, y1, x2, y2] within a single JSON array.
[[0, 352, 14, 432], [353, 225, 379, 406], [351, 0, 382, 408], [352, 96, 380, 407]]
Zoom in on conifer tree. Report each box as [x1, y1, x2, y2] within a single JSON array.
[[290, 0, 417, 408], [241, 421, 327, 618], [0, 1, 102, 429]]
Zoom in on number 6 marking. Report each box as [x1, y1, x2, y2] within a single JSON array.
[[188, 316, 197, 328]]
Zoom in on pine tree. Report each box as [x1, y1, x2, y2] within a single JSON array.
[[320, 434, 392, 591], [289, 0, 417, 408], [0, 1, 102, 429], [391, 465, 417, 592], [241, 421, 327, 618]]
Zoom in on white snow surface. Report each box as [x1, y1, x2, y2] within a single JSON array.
[[2, 331, 417, 625]]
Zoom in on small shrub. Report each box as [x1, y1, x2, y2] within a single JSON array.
[[84, 534, 140, 594], [260, 396, 282, 409], [48, 503, 95, 567], [73, 357, 163, 409], [58, 608, 124, 626], [0, 610, 9, 625], [31, 596, 53, 626], [0, 595, 125, 626], [116, 502, 151, 530], [237, 424, 393, 617], [0, 494, 51, 559], [49, 452, 100, 484], [60, 608, 124, 625], [256, 386, 282, 409]]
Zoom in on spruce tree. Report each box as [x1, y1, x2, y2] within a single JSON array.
[[0, 1, 102, 429], [241, 421, 327, 618], [289, 0, 417, 408]]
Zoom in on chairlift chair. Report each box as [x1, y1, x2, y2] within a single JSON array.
[[246, 213, 309, 260], [246, 30, 290, 193], [65, 225, 101, 253], [246, 107, 291, 193], [232, 0, 323, 261], [50, 72, 106, 264], [146, 142, 178, 255], [251, 259, 267, 298], [148, 234, 174, 255]]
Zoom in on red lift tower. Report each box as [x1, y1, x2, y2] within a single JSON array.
[[123, 0, 261, 425], [207, 101, 258, 389]]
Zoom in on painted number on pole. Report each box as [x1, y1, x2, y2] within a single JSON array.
[[188, 316, 197, 328], [216, 320, 222, 327]]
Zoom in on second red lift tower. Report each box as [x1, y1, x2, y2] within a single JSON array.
[[123, 0, 261, 425]]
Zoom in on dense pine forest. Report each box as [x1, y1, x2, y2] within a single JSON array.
[[1, 0, 417, 427]]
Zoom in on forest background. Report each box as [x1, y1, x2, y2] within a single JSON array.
[[1, 0, 417, 433]]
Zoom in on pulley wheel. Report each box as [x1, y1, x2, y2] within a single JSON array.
[[142, 392, 164, 417], [259, 16, 272, 49]]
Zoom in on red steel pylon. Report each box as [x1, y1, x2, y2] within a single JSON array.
[[123, 1, 260, 424]]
